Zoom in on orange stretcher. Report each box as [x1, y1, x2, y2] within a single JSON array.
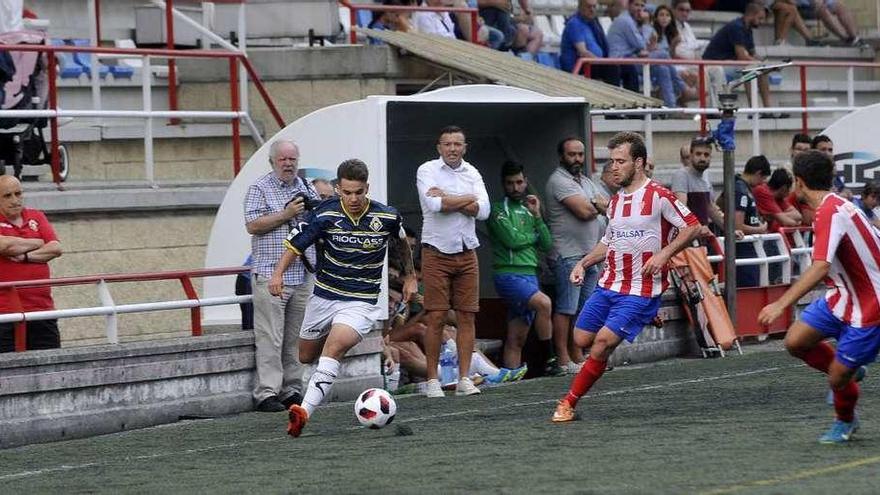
[[669, 246, 742, 357]]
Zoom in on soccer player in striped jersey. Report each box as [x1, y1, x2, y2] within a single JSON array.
[[552, 132, 701, 423], [758, 150, 880, 444], [269, 159, 417, 438]]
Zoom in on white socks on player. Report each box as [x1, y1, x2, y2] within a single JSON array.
[[302, 356, 340, 417]]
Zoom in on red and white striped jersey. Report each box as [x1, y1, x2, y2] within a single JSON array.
[[598, 180, 699, 297], [812, 193, 880, 327]]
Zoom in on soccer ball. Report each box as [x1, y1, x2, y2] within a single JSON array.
[[354, 388, 397, 429]]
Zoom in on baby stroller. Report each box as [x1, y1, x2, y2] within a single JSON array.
[[0, 30, 69, 181]]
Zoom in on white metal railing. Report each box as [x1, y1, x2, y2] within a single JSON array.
[[706, 233, 792, 286]]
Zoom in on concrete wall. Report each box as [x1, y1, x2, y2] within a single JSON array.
[[0, 331, 384, 449]]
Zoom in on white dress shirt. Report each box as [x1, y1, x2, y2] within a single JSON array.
[[412, 9, 457, 39], [416, 157, 490, 254]]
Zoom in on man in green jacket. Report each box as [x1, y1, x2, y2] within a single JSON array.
[[487, 161, 561, 377]]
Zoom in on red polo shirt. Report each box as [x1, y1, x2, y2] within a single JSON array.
[[754, 183, 792, 233], [0, 208, 58, 313]]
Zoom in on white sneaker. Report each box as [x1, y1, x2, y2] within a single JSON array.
[[564, 361, 583, 374], [455, 377, 482, 396], [424, 379, 445, 398]]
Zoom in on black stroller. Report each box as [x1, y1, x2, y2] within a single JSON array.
[[0, 30, 69, 181]]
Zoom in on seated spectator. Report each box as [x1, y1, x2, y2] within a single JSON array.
[[0, 0, 23, 34], [732, 155, 770, 287], [854, 180, 880, 229], [412, 0, 458, 38], [797, 0, 861, 45], [679, 143, 692, 168], [607, 0, 650, 93], [771, 0, 818, 45], [235, 254, 254, 330], [671, 0, 707, 92], [367, 0, 414, 45], [702, 3, 781, 116], [560, 0, 621, 86], [753, 167, 802, 232], [592, 160, 618, 198], [477, 0, 543, 57], [650, 5, 696, 108]]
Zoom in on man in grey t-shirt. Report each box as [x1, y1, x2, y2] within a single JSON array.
[[670, 137, 724, 233], [545, 137, 607, 374]]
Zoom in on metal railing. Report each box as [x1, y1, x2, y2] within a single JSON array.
[[572, 57, 880, 158], [339, 0, 480, 44], [0, 43, 287, 187], [0, 266, 251, 352], [706, 233, 792, 287]]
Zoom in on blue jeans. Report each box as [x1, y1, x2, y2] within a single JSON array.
[[554, 255, 600, 316]]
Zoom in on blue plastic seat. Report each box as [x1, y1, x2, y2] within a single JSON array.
[[109, 64, 134, 79], [50, 38, 83, 79], [356, 10, 373, 27], [69, 39, 110, 79]]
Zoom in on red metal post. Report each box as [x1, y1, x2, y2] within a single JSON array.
[[94, 0, 102, 43], [165, 0, 180, 125], [698, 62, 707, 135], [47, 48, 62, 187], [240, 57, 286, 129], [3, 288, 27, 352], [800, 65, 808, 134], [470, 12, 478, 43], [230, 57, 241, 176], [179, 276, 202, 337], [582, 60, 591, 79], [350, 7, 357, 44]]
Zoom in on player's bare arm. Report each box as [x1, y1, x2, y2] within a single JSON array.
[[642, 224, 701, 276], [268, 249, 298, 296], [758, 260, 830, 325], [389, 233, 418, 303], [570, 242, 608, 285]]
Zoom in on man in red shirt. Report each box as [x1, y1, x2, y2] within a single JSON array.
[[0, 176, 63, 352], [753, 168, 802, 233]]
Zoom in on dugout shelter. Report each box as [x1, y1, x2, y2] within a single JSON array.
[[203, 84, 590, 327]]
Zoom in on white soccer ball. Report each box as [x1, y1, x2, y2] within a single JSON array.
[[354, 388, 397, 429]]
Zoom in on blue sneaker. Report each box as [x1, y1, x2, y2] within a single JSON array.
[[819, 417, 860, 444], [506, 364, 528, 382], [826, 366, 867, 405], [485, 368, 511, 384]]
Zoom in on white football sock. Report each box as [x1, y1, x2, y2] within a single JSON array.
[[302, 356, 340, 417], [470, 351, 500, 376]]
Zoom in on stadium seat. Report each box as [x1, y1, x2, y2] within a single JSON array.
[[109, 64, 134, 80], [551, 15, 567, 38], [356, 10, 372, 28], [563, 0, 577, 10], [69, 39, 110, 79], [50, 38, 83, 79], [547, 0, 564, 9], [531, 0, 551, 10]]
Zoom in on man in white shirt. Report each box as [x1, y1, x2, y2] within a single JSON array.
[[416, 125, 491, 398], [672, 0, 707, 60], [412, 0, 458, 38], [0, 0, 23, 34]]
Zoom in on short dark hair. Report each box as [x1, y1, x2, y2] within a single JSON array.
[[863, 180, 880, 198], [792, 150, 834, 191], [500, 160, 525, 181], [557, 136, 582, 157], [337, 158, 369, 182], [811, 134, 832, 148], [607, 131, 647, 164], [672, 0, 690, 8], [438, 125, 465, 142], [690, 136, 713, 153], [791, 133, 812, 148], [767, 168, 793, 191], [744, 155, 771, 176], [744, 1, 765, 16]]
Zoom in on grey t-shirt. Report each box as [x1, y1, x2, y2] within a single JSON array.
[[545, 166, 602, 258], [671, 167, 715, 226]]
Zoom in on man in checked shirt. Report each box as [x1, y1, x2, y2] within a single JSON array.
[[244, 139, 319, 413]]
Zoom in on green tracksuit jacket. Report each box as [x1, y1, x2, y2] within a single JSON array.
[[487, 197, 553, 276]]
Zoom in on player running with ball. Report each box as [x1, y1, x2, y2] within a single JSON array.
[[758, 150, 880, 444], [552, 132, 701, 423], [269, 159, 417, 438]]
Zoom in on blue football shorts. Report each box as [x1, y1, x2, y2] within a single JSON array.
[[574, 287, 661, 343], [493, 273, 540, 326], [801, 298, 880, 369]]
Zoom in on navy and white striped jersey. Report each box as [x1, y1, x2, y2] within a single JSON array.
[[283, 197, 403, 304]]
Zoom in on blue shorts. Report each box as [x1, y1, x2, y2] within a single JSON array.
[[555, 255, 599, 316], [574, 287, 661, 343], [494, 273, 540, 326], [801, 298, 880, 369]]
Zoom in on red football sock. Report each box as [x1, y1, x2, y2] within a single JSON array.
[[798, 341, 835, 373], [833, 380, 859, 423], [564, 358, 607, 408]]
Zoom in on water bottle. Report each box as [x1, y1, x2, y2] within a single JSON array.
[[439, 342, 459, 386], [384, 362, 401, 392]]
